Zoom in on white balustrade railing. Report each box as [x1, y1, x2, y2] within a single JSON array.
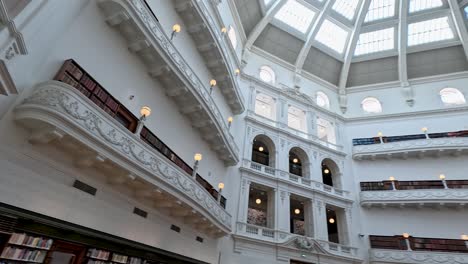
[[236, 222, 358, 257], [242, 160, 351, 199]]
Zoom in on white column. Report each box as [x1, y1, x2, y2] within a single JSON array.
[[237, 179, 251, 223], [306, 110, 316, 137], [249, 85, 257, 111], [304, 199, 314, 237], [276, 189, 290, 232], [267, 189, 276, 229], [337, 208, 352, 245], [277, 98, 288, 128], [312, 199, 328, 240]]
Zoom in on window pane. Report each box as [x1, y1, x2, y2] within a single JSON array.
[[365, 0, 395, 22], [362, 97, 383, 113], [259, 66, 275, 84], [408, 17, 454, 46], [355, 27, 395, 55], [274, 0, 316, 33], [409, 0, 443, 13], [315, 20, 349, 54], [332, 0, 360, 20], [440, 88, 466, 105]]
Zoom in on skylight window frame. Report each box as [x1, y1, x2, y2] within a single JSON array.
[[272, 0, 319, 37], [313, 18, 352, 58], [331, 0, 363, 21], [408, 0, 446, 14], [354, 26, 397, 57], [406, 14, 458, 48], [364, 0, 397, 23]]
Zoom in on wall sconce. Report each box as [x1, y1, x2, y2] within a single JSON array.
[[422, 127, 429, 139], [234, 68, 240, 76], [389, 176, 396, 190], [439, 174, 448, 189], [377, 132, 384, 144], [402, 233, 412, 251], [228, 116, 233, 129], [218, 182, 224, 202], [462, 235, 468, 247], [329, 218, 335, 224], [192, 153, 202, 178], [171, 24, 181, 41], [294, 209, 301, 215], [135, 106, 152, 135], [209, 79, 217, 95], [255, 198, 262, 204], [221, 27, 227, 35]]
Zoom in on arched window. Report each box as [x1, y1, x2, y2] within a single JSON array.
[[316, 91, 330, 109], [252, 135, 276, 167], [321, 158, 342, 189], [228, 26, 237, 49], [361, 97, 382, 113], [289, 147, 310, 178], [440, 88, 466, 106], [259, 66, 275, 84]]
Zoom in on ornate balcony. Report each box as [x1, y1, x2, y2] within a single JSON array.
[[234, 222, 360, 261], [14, 81, 232, 237], [369, 235, 468, 264], [174, 0, 244, 114], [98, 0, 239, 165], [242, 160, 352, 202], [360, 180, 468, 208], [353, 131, 468, 160]]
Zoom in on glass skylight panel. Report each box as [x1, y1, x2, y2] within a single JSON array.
[[274, 0, 316, 33], [315, 20, 349, 53], [408, 17, 454, 46], [365, 0, 395, 22], [355, 27, 395, 55], [332, 0, 360, 20], [264, 0, 274, 6], [409, 0, 443, 13], [464, 6, 468, 19]]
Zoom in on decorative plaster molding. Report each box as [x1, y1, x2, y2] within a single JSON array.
[[361, 189, 468, 207], [353, 137, 468, 160], [370, 249, 468, 264], [175, 0, 244, 113], [14, 81, 232, 232], [98, 0, 239, 165]]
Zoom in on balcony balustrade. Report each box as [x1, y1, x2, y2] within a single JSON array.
[[235, 222, 359, 259], [360, 180, 468, 208], [174, 0, 244, 114], [353, 130, 468, 160], [98, 0, 239, 165], [369, 235, 468, 264], [242, 160, 351, 201], [14, 80, 232, 237]]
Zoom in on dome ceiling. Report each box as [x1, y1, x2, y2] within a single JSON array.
[[233, 0, 468, 88]]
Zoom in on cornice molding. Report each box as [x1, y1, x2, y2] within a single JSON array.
[[370, 249, 468, 264], [14, 81, 232, 233], [98, 0, 239, 165]]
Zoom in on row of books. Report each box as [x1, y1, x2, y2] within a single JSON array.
[[111, 253, 128, 263], [0, 247, 47, 262], [128, 257, 146, 264], [87, 248, 110, 260], [8, 233, 53, 249]]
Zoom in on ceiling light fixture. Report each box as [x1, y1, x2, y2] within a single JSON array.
[[209, 79, 217, 95], [324, 169, 330, 174], [293, 158, 298, 163], [171, 24, 181, 40], [259, 146, 264, 152], [294, 209, 300, 214], [256, 198, 262, 204], [329, 218, 335, 224]]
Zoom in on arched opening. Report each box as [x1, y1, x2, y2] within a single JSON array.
[[321, 158, 341, 188], [252, 135, 276, 167], [440, 88, 466, 106], [259, 65, 275, 84], [361, 97, 382, 113], [289, 147, 310, 178]]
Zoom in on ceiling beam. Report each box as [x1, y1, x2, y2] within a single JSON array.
[[243, 0, 287, 57], [295, 0, 336, 71], [398, 0, 409, 86], [337, 0, 371, 113], [447, 0, 468, 61]]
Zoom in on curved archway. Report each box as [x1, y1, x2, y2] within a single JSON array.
[[289, 147, 310, 178], [259, 65, 276, 84], [252, 135, 276, 167], [321, 158, 342, 189]]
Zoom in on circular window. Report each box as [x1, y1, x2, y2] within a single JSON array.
[[259, 66, 275, 84], [440, 88, 466, 106], [228, 26, 237, 49], [361, 97, 382, 113], [316, 91, 330, 109]]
